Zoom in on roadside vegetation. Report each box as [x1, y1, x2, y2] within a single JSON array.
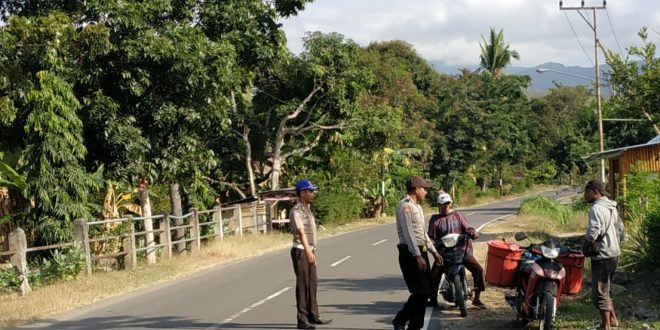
[[0, 1, 658, 328], [471, 174, 660, 329]]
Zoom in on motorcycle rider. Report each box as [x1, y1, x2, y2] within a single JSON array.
[[428, 192, 486, 307]]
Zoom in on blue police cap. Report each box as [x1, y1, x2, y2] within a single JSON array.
[[295, 179, 319, 193]]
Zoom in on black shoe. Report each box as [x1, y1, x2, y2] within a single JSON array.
[[392, 319, 406, 330], [297, 320, 316, 329], [310, 318, 332, 325]]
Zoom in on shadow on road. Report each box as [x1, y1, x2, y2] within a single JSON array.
[[14, 315, 216, 329]]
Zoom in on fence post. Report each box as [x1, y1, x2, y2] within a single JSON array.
[[213, 205, 224, 241], [251, 202, 258, 235], [123, 221, 137, 270], [9, 228, 31, 296], [237, 205, 243, 236], [190, 208, 200, 253], [161, 214, 172, 260], [73, 219, 92, 275], [265, 201, 273, 234]]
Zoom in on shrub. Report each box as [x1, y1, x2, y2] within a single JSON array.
[[30, 244, 86, 287], [519, 195, 573, 225], [312, 189, 362, 225], [0, 266, 19, 294]]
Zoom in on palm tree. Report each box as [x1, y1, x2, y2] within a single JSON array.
[[478, 28, 520, 77]]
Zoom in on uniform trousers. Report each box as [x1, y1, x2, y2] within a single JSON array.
[[291, 248, 319, 323], [394, 244, 431, 330]]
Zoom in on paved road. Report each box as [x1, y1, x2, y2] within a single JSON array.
[[16, 188, 577, 330]]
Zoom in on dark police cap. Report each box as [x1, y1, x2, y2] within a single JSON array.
[[406, 176, 434, 190]]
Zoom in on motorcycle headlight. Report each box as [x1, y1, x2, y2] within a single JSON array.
[[541, 245, 560, 259], [441, 234, 459, 248]]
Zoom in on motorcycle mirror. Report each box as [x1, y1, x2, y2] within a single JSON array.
[[514, 232, 527, 241]]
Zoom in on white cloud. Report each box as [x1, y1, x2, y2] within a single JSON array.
[[282, 0, 660, 69]]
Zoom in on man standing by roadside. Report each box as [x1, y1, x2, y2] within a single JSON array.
[[290, 179, 332, 330], [392, 176, 443, 330], [583, 180, 624, 330], [427, 192, 485, 307]]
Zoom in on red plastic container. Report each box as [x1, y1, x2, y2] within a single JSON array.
[[557, 252, 585, 295], [486, 240, 523, 288]]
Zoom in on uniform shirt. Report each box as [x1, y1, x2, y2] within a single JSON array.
[[427, 211, 474, 256], [396, 195, 437, 256], [290, 202, 317, 247]]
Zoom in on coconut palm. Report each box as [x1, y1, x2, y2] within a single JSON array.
[[478, 28, 520, 77]]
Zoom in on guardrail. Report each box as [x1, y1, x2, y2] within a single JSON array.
[[2, 201, 279, 295]]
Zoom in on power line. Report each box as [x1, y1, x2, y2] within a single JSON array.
[[605, 8, 624, 56], [563, 11, 594, 66]]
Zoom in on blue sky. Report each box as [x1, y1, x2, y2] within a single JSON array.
[[281, 0, 660, 69]]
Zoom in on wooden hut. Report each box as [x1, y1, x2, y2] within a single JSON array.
[[584, 135, 660, 216]]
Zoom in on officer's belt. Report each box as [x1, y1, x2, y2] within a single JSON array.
[[293, 243, 315, 251]]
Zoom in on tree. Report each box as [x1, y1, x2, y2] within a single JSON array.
[[606, 27, 660, 147], [0, 13, 102, 244], [478, 28, 520, 77], [240, 32, 371, 190]]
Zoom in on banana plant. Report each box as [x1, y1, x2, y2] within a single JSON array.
[[0, 159, 28, 226]]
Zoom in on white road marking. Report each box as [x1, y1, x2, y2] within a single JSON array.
[[213, 287, 291, 328], [422, 306, 432, 329], [372, 239, 387, 246], [466, 212, 476, 216], [330, 256, 351, 267], [476, 213, 516, 232]]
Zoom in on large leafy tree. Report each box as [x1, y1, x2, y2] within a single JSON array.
[[606, 27, 660, 147], [478, 28, 520, 77], [1, 0, 316, 245], [0, 13, 102, 244], [232, 32, 371, 191]]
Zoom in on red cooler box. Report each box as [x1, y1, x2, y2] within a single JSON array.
[[557, 252, 585, 295], [486, 240, 523, 288]]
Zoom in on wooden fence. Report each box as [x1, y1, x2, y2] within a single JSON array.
[[1, 201, 278, 296]]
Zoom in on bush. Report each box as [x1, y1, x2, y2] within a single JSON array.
[[312, 189, 362, 225], [29, 244, 86, 287], [0, 266, 19, 294], [644, 209, 660, 269], [519, 195, 574, 225]]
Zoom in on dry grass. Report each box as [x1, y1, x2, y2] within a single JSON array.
[[0, 217, 393, 329]]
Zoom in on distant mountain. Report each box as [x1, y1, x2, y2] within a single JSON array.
[[429, 60, 612, 96]]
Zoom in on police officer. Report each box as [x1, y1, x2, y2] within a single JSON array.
[[290, 179, 332, 330], [392, 176, 443, 330]]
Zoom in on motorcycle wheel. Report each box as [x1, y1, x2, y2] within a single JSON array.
[[536, 291, 556, 330], [453, 274, 467, 317]]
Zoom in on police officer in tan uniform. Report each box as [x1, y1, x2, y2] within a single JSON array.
[[392, 176, 443, 330], [290, 179, 332, 329]]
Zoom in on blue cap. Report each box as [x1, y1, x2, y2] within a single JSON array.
[[295, 179, 318, 193]]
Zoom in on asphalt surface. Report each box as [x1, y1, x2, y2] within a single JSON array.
[[15, 187, 577, 330]]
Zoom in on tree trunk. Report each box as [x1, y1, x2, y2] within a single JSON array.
[[271, 133, 284, 190], [169, 182, 185, 254], [243, 125, 257, 197], [139, 178, 156, 264]]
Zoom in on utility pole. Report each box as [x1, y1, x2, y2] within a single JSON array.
[[560, 0, 607, 183]]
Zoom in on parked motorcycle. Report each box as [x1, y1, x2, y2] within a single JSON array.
[[504, 232, 568, 330], [435, 233, 472, 317]]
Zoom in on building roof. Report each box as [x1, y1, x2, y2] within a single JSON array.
[[583, 135, 660, 161]]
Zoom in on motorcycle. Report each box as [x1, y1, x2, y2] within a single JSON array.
[[504, 232, 568, 330], [435, 233, 472, 317]]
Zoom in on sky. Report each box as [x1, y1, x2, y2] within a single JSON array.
[[281, 0, 660, 70]]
